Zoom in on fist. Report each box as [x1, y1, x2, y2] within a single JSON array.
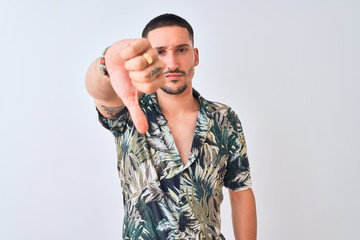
[[122, 39, 166, 93], [104, 39, 166, 134]]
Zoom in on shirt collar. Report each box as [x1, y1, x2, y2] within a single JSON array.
[[148, 88, 214, 119]]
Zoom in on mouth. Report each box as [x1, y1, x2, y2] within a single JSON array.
[[164, 73, 183, 80]]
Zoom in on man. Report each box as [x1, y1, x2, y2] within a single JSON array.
[[85, 13, 256, 240]]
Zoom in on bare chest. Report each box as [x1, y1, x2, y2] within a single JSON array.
[[166, 113, 198, 165]]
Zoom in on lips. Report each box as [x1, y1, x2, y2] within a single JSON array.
[[165, 73, 183, 80]]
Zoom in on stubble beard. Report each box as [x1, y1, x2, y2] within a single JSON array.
[[161, 82, 189, 95], [161, 67, 193, 95]]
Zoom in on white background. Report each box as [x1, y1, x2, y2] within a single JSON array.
[[1, 0, 359, 239]]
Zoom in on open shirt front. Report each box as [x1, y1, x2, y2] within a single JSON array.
[[98, 89, 252, 240]]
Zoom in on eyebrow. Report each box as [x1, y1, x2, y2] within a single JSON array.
[[154, 43, 191, 50]]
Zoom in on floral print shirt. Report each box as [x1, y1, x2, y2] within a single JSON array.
[[98, 89, 252, 240]]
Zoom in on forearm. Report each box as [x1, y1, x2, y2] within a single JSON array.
[[229, 188, 257, 240], [85, 58, 123, 103]]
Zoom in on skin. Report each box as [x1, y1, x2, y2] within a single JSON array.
[[147, 26, 199, 164], [85, 25, 257, 239], [229, 188, 257, 239]]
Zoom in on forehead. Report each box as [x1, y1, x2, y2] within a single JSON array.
[[147, 26, 192, 48]]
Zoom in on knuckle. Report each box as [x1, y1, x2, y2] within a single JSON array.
[[141, 38, 151, 47], [128, 45, 137, 56], [133, 59, 143, 70], [143, 70, 152, 80], [129, 71, 149, 82], [124, 60, 131, 70], [149, 48, 158, 58], [126, 58, 145, 71]]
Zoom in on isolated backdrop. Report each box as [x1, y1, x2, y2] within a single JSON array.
[[1, 0, 359, 239]]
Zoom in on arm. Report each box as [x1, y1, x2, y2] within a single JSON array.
[[84, 39, 166, 133], [85, 58, 125, 118], [229, 188, 257, 240]]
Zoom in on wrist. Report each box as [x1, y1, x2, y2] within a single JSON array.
[[100, 46, 110, 77]]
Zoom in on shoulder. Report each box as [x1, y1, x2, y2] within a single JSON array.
[[207, 100, 231, 115], [204, 98, 243, 132]]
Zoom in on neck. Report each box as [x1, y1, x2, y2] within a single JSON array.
[[156, 85, 199, 116]]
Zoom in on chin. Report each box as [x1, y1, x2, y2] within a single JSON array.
[[161, 83, 189, 95]]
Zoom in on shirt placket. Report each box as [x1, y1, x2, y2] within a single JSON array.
[[151, 92, 213, 238], [177, 110, 212, 237]]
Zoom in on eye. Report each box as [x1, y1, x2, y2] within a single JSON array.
[[157, 49, 165, 55], [176, 48, 188, 53]]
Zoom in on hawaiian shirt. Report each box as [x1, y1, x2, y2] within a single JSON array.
[[98, 89, 252, 240]]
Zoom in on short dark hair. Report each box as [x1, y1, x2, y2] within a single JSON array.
[[142, 13, 194, 45]]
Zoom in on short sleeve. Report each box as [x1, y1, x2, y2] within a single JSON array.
[[223, 108, 252, 191], [96, 106, 130, 137]]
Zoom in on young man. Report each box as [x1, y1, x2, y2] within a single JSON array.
[[85, 14, 256, 240]]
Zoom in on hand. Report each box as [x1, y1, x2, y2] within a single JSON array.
[[105, 39, 165, 134]]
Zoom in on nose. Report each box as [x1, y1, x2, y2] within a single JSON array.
[[163, 51, 179, 70]]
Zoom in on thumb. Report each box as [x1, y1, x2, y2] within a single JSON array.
[[124, 91, 149, 134], [109, 69, 149, 134]]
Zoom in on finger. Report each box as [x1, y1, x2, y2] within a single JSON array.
[[129, 62, 165, 83], [121, 38, 151, 61], [131, 76, 166, 94], [104, 39, 131, 73], [124, 48, 158, 71]]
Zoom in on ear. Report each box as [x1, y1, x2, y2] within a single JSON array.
[[194, 48, 199, 66]]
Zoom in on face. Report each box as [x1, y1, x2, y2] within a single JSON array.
[[147, 26, 199, 95]]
